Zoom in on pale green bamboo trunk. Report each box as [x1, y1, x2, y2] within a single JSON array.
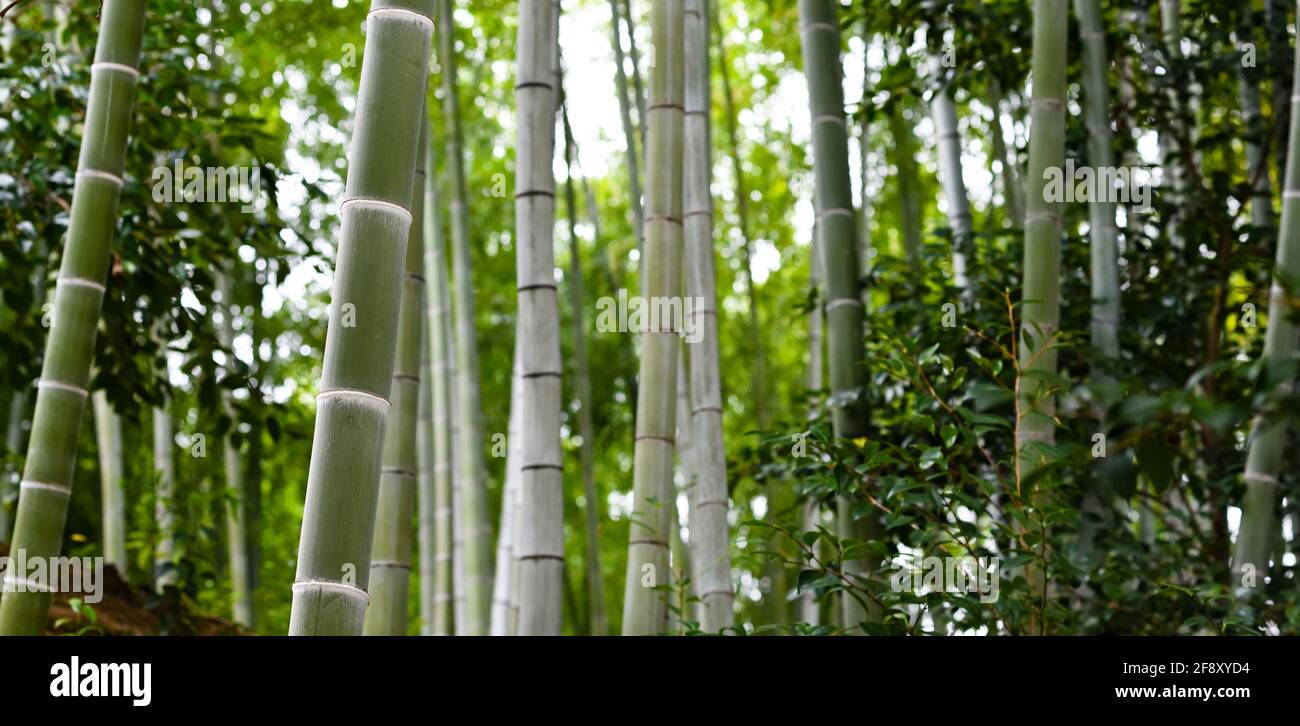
[[560, 100, 610, 635], [988, 78, 1025, 226], [490, 352, 523, 635], [289, 0, 434, 636], [92, 391, 126, 574], [421, 126, 456, 636], [801, 231, 823, 627], [684, 0, 734, 633], [216, 273, 254, 627], [153, 398, 177, 592], [622, 0, 649, 154], [437, 0, 492, 635], [416, 323, 438, 633], [889, 105, 923, 261], [607, 0, 646, 262], [0, 0, 146, 635], [1016, 0, 1068, 634], [363, 113, 429, 637], [1073, 0, 1122, 568], [798, 0, 875, 633], [622, 0, 685, 636], [514, 0, 564, 635], [1233, 21, 1300, 588], [929, 57, 971, 290], [1237, 2, 1275, 233]]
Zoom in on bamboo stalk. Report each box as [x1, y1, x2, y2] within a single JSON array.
[[363, 111, 429, 636], [929, 56, 972, 291], [92, 391, 126, 574], [513, 0, 564, 635], [216, 273, 254, 627], [0, 0, 146, 635], [607, 0, 646, 263], [888, 104, 923, 261], [623, 0, 650, 154], [1233, 15, 1300, 588], [560, 96, 610, 635], [490, 351, 523, 635], [684, 0, 733, 633], [437, 0, 493, 635], [988, 78, 1025, 226], [622, 0, 685, 636], [1016, 0, 1068, 634], [421, 117, 456, 636], [289, 0, 434, 636], [798, 0, 875, 633], [153, 396, 177, 592]]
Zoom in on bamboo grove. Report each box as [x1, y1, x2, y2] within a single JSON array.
[[1, 0, 1299, 636]]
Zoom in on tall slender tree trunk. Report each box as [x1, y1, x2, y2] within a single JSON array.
[[684, 0, 733, 633], [798, 0, 875, 633], [437, 0, 492, 635], [888, 105, 923, 261], [622, 0, 649, 154], [801, 230, 823, 627], [929, 56, 972, 292], [1237, 2, 1275, 234], [622, 0, 685, 636], [216, 273, 254, 627], [490, 352, 523, 635], [513, 0, 564, 635], [1074, 0, 1122, 566], [988, 78, 1025, 226], [288, 0, 434, 636], [560, 97, 609, 635], [0, 0, 146, 635], [1233, 26, 1300, 589], [153, 397, 177, 592], [608, 0, 646, 263], [92, 391, 126, 574], [421, 123, 456, 636], [1016, 0, 1068, 635], [363, 113, 429, 637], [2, 256, 47, 548]]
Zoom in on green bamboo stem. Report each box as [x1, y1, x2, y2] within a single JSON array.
[[363, 112, 429, 637], [1237, 2, 1275, 233], [988, 78, 1025, 226], [91, 391, 126, 574], [1016, 0, 1068, 634], [0, 0, 146, 635], [420, 121, 455, 636], [1233, 23, 1300, 588], [1075, 0, 1121, 363], [153, 396, 177, 592], [2, 257, 47, 548], [1073, 0, 1122, 568], [560, 98, 610, 635], [607, 0, 646, 262], [513, 0, 564, 635], [929, 57, 972, 291], [437, 0, 492, 635], [491, 352, 523, 635], [216, 273, 254, 627], [888, 104, 923, 261], [622, 0, 685, 636], [289, 0, 434, 636], [684, 0, 734, 632], [798, 0, 875, 633], [416, 317, 438, 633], [622, 0, 649, 155], [801, 231, 823, 627]]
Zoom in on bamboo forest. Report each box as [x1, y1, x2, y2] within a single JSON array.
[[2, 0, 1300, 644]]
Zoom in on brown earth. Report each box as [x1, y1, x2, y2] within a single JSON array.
[[1, 545, 247, 635]]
